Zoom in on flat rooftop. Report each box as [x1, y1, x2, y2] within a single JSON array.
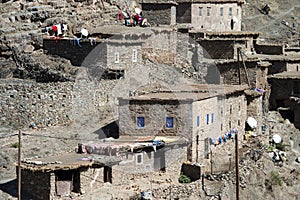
[[20, 152, 121, 172], [120, 84, 248, 101], [268, 71, 300, 80]]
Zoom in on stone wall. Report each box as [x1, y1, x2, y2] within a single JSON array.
[[142, 4, 172, 26], [217, 61, 260, 87], [43, 38, 102, 66], [118, 99, 193, 137], [199, 40, 234, 59], [0, 79, 73, 128], [20, 168, 51, 200], [254, 44, 284, 55], [0, 78, 119, 128], [268, 61, 286, 74]]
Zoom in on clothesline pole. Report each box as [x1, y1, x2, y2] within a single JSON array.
[[235, 133, 240, 200], [18, 130, 22, 200], [210, 150, 213, 174]]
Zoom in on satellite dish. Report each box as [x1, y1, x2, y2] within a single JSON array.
[[247, 117, 257, 129], [81, 28, 89, 37], [272, 134, 282, 144]]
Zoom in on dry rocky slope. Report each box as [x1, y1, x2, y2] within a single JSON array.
[[0, 0, 300, 200]]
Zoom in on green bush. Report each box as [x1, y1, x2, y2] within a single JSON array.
[[275, 143, 287, 151], [178, 173, 191, 183], [11, 142, 20, 148], [270, 171, 282, 186]]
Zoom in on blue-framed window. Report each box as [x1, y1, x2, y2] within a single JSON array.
[[137, 116, 145, 128], [166, 117, 174, 128], [211, 113, 214, 123], [206, 114, 209, 124], [197, 116, 200, 127]]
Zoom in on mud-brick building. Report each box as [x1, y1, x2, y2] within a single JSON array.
[[118, 84, 248, 172], [19, 153, 120, 200], [268, 71, 300, 129], [140, 0, 245, 32]]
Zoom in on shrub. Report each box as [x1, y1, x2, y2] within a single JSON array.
[[275, 143, 287, 151], [11, 142, 20, 148], [178, 173, 191, 183], [270, 171, 282, 186]]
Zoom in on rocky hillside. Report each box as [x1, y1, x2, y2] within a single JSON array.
[[243, 0, 300, 45]]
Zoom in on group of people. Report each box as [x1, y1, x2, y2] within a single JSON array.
[[118, 8, 149, 27], [43, 23, 68, 37]]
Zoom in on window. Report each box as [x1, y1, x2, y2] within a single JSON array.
[[114, 52, 119, 63], [221, 123, 223, 131], [198, 7, 203, 16], [136, 153, 143, 164], [293, 81, 300, 94], [137, 116, 145, 128], [221, 107, 223, 117], [197, 116, 200, 127], [211, 113, 214, 123], [206, 114, 209, 124], [166, 117, 174, 128], [230, 105, 232, 114], [132, 49, 137, 62], [237, 8, 239, 15], [220, 7, 224, 16], [207, 7, 211, 16], [229, 7, 232, 16]]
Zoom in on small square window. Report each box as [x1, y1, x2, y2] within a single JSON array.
[[229, 7, 232, 16], [207, 7, 211, 16], [114, 52, 119, 63], [199, 7, 203, 16], [166, 117, 174, 128], [132, 49, 137, 62], [136, 153, 143, 164], [137, 116, 145, 128], [206, 114, 209, 124], [197, 116, 200, 127]]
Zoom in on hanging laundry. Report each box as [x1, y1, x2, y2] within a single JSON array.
[[73, 38, 82, 47], [55, 24, 62, 35], [210, 128, 238, 146], [218, 137, 222, 144], [89, 38, 97, 45]]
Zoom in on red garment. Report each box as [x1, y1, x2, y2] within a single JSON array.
[[52, 25, 57, 32], [118, 11, 123, 20]]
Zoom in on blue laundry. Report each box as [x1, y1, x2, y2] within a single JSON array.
[[73, 38, 82, 47]]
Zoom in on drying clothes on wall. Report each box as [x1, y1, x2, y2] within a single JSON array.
[[89, 38, 97, 45], [72, 38, 82, 47], [209, 128, 238, 146]]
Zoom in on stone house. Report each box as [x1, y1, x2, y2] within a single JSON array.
[[140, 0, 245, 32], [268, 71, 300, 128], [118, 83, 248, 172], [19, 153, 120, 200]]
